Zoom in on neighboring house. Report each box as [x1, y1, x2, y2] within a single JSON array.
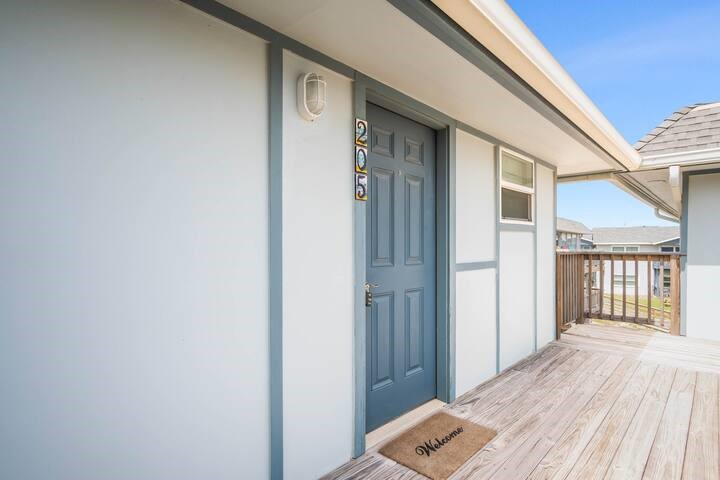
[[556, 217, 592, 251], [3, 2, 716, 479], [612, 103, 720, 340], [591, 226, 680, 253], [590, 226, 680, 295], [560, 102, 720, 341]]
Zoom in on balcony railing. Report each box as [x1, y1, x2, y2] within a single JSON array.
[[556, 252, 682, 335]]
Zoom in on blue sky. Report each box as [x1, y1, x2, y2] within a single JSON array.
[[507, 0, 720, 228]]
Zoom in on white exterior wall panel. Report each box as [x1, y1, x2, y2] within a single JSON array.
[[499, 231, 536, 369], [282, 51, 354, 479], [456, 130, 496, 263], [536, 165, 556, 348], [0, 1, 270, 478], [454, 130, 497, 394], [686, 173, 720, 340], [456, 269, 497, 394]]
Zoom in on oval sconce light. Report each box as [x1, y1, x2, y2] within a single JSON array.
[[297, 72, 326, 121]]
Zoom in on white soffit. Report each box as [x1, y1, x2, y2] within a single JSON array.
[[218, 0, 618, 175], [432, 0, 641, 172]]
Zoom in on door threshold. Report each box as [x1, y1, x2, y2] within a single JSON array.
[[365, 399, 446, 450]]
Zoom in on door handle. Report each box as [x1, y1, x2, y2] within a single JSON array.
[[364, 282, 378, 307], [364, 282, 379, 292]]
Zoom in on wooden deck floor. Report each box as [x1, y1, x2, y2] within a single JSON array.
[[324, 323, 720, 480]]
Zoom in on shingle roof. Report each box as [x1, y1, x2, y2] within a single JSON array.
[[634, 102, 720, 156], [557, 217, 592, 235], [591, 226, 679, 245]]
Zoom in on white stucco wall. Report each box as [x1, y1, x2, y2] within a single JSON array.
[[0, 1, 269, 479], [282, 51, 354, 479], [454, 131, 497, 394], [685, 173, 720, 340], [536, 165, 556, 348], [499, 231, 536, 369]]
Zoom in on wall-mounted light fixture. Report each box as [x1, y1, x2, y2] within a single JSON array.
[[297, 73, 326, 121]]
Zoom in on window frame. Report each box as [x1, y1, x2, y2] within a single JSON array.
[[499, 147, 535, 225]]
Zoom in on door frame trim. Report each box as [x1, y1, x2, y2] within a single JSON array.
[[352, 73, 455, 457]]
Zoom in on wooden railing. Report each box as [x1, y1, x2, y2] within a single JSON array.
[[557, 252, 682, 336]]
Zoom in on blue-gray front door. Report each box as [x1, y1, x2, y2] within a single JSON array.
[[366, 103, 437, 432]]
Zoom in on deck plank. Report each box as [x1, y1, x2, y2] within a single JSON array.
[[526, 358, 640, 480], [324, 324, 720, 480], [564, 362, 657, 480], [604, 365, 675, 480], [452, 353, 620, 479], [682, 372, 719, 480], [642, 369, 696, 480], [491, 355, 629, 480]]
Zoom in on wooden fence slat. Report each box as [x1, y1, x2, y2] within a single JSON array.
[[671, 256, 680, 335]]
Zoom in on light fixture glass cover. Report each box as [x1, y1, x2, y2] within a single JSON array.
[[297, 73, 326, 121]]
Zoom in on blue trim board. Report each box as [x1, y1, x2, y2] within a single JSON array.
[[494, 146, 501, 374], [268, 44, 283, 480], [456, 261, 497, 272], [680, 172, 689, 337], [351, 76, 367, 458], [447, 123, 457, 402], [499, 223, 536, 232], [553, 170, 558, 340]]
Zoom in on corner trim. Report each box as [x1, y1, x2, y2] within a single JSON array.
[[268, 44, 283, 480]]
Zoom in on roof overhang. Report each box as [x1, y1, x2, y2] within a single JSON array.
[[207, 0, 639, 176], [431, 0, 641, 172]]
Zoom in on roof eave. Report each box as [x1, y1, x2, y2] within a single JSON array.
[[431, 0, 641, 172]]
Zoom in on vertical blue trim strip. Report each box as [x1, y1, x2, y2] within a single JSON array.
[[436, 127, 451, 403], [447, 123, 457, 402], [680, 172, 689, 337], [352, 77, 367, 458], [553, 170, 558, 339], [268, 44, 283, 480], [494, 146, 501, 374]]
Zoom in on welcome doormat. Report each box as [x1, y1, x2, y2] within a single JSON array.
[[379, 411, 496, 480]]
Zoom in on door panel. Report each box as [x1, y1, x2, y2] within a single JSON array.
[[366, 103, 436, 432]]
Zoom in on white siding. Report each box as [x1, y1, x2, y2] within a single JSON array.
[[536, 165, 556, 348], [456, 269, 497, 395], [686, 173, 720, 340], [499, 231, 536, 369], [0, 1, 269, 479], [454, 130, 497, 395], [282, 51, 354, 479], [456, 130, 496, 263]]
